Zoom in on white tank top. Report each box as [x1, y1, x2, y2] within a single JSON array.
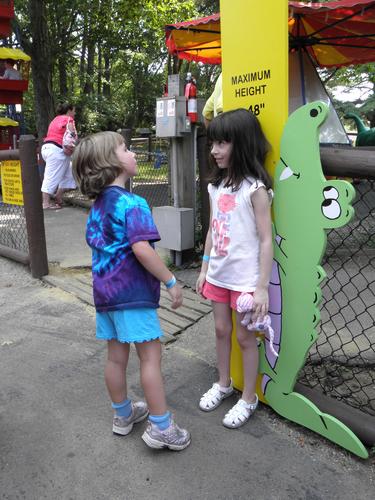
[[206, 177, 272, 292]]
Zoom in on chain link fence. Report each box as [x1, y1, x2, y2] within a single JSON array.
[[0, 200, 28, 253], [63, 136, 171, 210], [130, 137, 170, 208], [299, 178, 375, 417]]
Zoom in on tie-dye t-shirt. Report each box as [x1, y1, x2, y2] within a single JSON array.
[[86, 186, 161, 312]]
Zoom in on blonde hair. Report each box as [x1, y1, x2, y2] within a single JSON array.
[[72, 131, 124, 199]]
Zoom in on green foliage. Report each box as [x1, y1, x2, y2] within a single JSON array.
[[11, 0, 375, 135], [322, 63, 375, 127], [13, 0, 200, 134]]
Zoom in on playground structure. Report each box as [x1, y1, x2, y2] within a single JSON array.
[[165, 0, 374, 146], [0, 4, 43, 276], [0, 46, 30, 106], [0, 116, 18, 149], [0, 0, 13, 38], [0, 2, 30, 141]]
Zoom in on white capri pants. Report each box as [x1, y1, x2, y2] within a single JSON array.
[[41, 143, 76, 195]]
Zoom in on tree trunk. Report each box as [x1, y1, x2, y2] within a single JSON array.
[[83, 1, 99, 96], [97, 43, 102, 95], [52, 4, 68, 99], [83, 40, 95, 95], [58, 52, 68, 98], [103, 51, 111, 97], [79, 16, 87, 90], [26, 0, 55, 139]]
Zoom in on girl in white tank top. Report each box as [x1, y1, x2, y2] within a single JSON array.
[[196, 108, 273, 428]]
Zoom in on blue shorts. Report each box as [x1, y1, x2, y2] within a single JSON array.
[[96, 308, 163, 344]]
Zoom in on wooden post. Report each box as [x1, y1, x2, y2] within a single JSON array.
[[169, 128, 196, 264], [118, 129, 133, 191], [19, 135, 49, 278], [118, 128, 132, 149], [196, 124, 210, 242], [320, 146, 375, 180]]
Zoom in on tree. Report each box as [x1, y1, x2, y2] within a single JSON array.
[[14, 0, 199, 136], [15, 0, 55, 137], [322, 63, 375, 128], [12, 0, 374, 136]]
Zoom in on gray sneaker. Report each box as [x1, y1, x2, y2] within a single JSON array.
[[112, 401, 148, 436], [142, 417, 191, 451]]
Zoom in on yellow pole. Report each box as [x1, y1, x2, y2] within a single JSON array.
[[220, 0, 289, 396]]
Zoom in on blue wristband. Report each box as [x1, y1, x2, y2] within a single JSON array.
[[202, 255, 210, 262], [165, 276, 177, 289]]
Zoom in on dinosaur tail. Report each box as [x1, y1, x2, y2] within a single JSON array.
[[264, 380, 368, 459], [265, 260, 282, 369]]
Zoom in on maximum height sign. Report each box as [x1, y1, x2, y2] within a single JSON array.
[[1, 160, 24, 205], [220, 0, 288, 394], [220, 0, 289, 176]]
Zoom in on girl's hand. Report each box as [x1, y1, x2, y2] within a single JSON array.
[[196, 271, 206, 297], [168, 283, 183, 309], [252, 286, 269, 322]]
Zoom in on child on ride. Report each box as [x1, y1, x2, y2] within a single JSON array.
[[196, 108, 273, 428], [72, 131, 190, 450]]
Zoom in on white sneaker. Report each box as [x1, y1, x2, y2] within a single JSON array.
[[222, 396, 258, 428], [112, 401, 148, 436], [142, 416, 191, 451], [199, 381, 234, 412]]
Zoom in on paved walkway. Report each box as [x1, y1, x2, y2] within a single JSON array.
[[43, 267, 210, 344], [1, 201, 375, 498], [42, 200, 210, 344]]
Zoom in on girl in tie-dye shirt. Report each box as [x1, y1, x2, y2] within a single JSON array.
[[72, 132, 190, 450]]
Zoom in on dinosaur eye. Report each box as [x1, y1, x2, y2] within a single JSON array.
[[310, 108, 318, 117], [322, 199, 341, 219], [323, 186, 339, 200]]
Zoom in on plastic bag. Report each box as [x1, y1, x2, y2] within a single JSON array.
[[62, 118, 77, 156]]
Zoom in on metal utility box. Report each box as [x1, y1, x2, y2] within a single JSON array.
[[156, 97, 191, 137], [152, 206, 194, 251], [167, 74, 184, 97]]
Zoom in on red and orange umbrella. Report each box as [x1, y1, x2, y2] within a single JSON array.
[[165, 13, 221, 65], [165, 0, 375, 68]]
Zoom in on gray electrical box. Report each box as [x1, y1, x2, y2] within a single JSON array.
[[152, 206, 194, 251], [167, 74, 184, 97], [156, 97, 191, 137]]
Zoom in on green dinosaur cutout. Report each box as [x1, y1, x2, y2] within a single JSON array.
[[259, 101, 368, 459], [344, 112, 375, 147]]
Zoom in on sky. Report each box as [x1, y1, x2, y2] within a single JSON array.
[[331, 80, 373, 104]]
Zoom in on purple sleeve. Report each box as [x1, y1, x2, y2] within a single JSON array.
[[126, 204, 161, 245]]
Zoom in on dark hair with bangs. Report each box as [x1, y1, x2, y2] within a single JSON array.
[[72, 131, 124, 199], [207, 108, 272, 190]]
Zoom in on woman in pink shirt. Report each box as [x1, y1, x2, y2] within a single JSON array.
[[41, 103, 77, 209]]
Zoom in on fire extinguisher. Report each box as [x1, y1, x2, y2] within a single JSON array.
[[185, 73, 198, 123]]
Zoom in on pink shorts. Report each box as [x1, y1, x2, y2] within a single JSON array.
[[202, 281, 253, 311]]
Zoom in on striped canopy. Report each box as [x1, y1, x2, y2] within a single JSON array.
[[165, 0, 375, 68], [165, 13, 221, 65]]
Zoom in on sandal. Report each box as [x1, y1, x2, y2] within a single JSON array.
[[199, 381, 234, 412], [54, 198, 67, 207], [222, 396, 258, 428], [43, 203, 62, 210]]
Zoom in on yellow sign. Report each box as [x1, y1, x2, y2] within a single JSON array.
[[220, 0, 288, 395], [221, 0, 288, 176], [0, 160, 24, 205]]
